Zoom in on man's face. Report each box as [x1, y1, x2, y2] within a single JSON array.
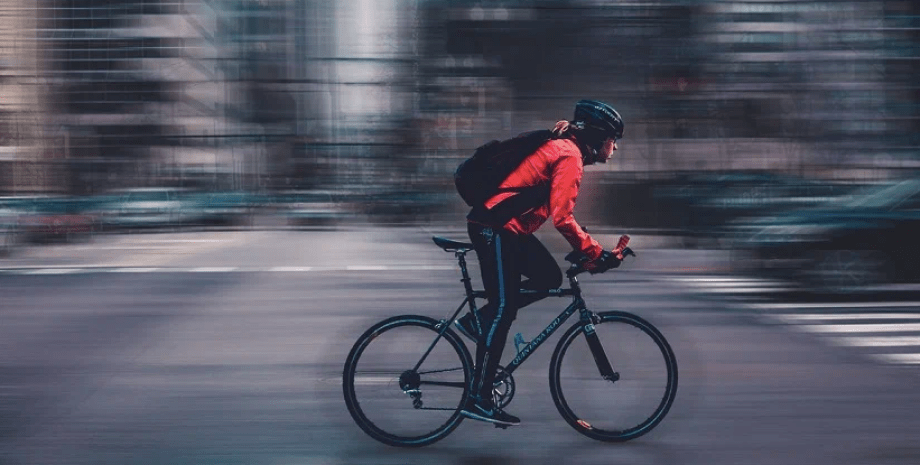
[[595, 138, 618, 163]]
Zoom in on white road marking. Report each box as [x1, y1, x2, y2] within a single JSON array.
[[345, 265, 389, 271], [768, 313, 920, 322], [792, 323, 920, 333], [671, 276, 784, 286], [269, 266, 313, 272], [758, 307, 920, 365], [0, 265, 457, 274], [872, 354, 920, 364], [702, 287, 794, 293], [668, 276, 792, 293], [831, 336, 920, 347], [145, 239, 230, 243], [20, 268, 83, 275], [749, 302, 920, 310], [108, 267, 161, 273]]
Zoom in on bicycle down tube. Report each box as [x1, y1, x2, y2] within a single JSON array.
[[504, 297, 582, 374], [501, 287, 617, 381]]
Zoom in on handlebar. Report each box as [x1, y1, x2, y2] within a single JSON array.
[[565, 234, 636, 278]]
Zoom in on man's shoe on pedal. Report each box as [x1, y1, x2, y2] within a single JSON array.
[[461, 399, 520, 426], [454, 312, 482, 344]]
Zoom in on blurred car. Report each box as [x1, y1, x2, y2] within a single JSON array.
[[189, 190, 260, 227], [11, 196, 99, 243], [0, 198, 25, 255], [99, 188, 200, 231], [729, 179, 920, 288], [271, 190, 349, 227], [654, 171, 860, 246]]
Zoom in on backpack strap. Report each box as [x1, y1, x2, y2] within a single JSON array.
[[468, 184, 550, 227]]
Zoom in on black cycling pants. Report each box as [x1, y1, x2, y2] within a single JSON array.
[[467, 222, 562, 403]]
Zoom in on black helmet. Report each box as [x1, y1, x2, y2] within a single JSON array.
[[574, 99, 624, 140]]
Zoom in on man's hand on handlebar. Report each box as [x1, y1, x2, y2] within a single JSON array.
[[585, 250, 621, 274]]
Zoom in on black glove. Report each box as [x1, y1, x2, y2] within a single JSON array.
[[584, 250, 621, 274]]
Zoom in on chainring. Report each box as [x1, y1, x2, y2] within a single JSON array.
[[492, 366, 516, 409]]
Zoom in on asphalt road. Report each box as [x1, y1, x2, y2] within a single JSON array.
[[2, 229, 920, 465]]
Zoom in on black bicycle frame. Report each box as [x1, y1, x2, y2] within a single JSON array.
[[504, 291, 582, 374], [416, 249, 617, 383]]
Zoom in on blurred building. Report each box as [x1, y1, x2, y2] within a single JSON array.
[[692, 1, 917, 177], [0, 0, 281, 194], [0, 0, 917, 211], [0, 1, 48, 193], [309, 0, 422, 193], [414, 0, 920, 181], [220, 0, 312, 191], [35, 0, 169, 193]]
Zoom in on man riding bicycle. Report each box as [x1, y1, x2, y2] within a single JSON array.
[[456, 99, 627, 426]]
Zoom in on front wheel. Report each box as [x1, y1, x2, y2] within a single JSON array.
[[343, 315, 473, 447], [549, 311, 678, 442]]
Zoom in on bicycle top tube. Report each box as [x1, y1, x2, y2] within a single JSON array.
[[470, 288, 577, 299]]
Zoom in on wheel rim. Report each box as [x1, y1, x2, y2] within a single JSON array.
[[550, 314, 677, 441], [343, 317, 471, 446]]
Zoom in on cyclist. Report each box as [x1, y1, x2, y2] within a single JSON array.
[[455, 99, 626, 426]]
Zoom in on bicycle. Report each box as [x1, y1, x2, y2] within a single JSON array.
[[342, 235, 678, 447]]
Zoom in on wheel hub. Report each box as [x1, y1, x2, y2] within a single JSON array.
[[399, 370, 424, 409], [398, 370, 421, 392]]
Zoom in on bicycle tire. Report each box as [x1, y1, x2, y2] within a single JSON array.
[[549, 311, 677, 442], [343, 315, 473, 447]]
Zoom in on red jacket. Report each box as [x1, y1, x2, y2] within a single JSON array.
[[481, 138, 604, 260]]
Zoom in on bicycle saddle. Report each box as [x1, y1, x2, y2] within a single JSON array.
[[432, 236, 474, 252]]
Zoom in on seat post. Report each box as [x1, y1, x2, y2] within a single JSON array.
[[456, 250, 477, 299]]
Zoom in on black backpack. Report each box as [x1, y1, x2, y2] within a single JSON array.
[[454, 130, 555, 221]]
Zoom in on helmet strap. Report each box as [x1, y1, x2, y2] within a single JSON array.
[[568, 131, 597, 165]]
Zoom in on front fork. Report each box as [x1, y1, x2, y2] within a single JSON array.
[[583, 315, 620, 382]]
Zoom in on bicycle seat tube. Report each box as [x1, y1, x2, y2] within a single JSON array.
[[456, 250, 477, 301]]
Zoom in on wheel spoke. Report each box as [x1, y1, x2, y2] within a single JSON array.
[[418, 367, 465, 375]]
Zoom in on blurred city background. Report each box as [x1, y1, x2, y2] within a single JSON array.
[[4, 2, 920, 464], [2, 0, 920, 287]]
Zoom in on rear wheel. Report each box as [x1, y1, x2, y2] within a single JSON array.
[[549, 312, 677, 442], [343, 315, 472, 447]]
